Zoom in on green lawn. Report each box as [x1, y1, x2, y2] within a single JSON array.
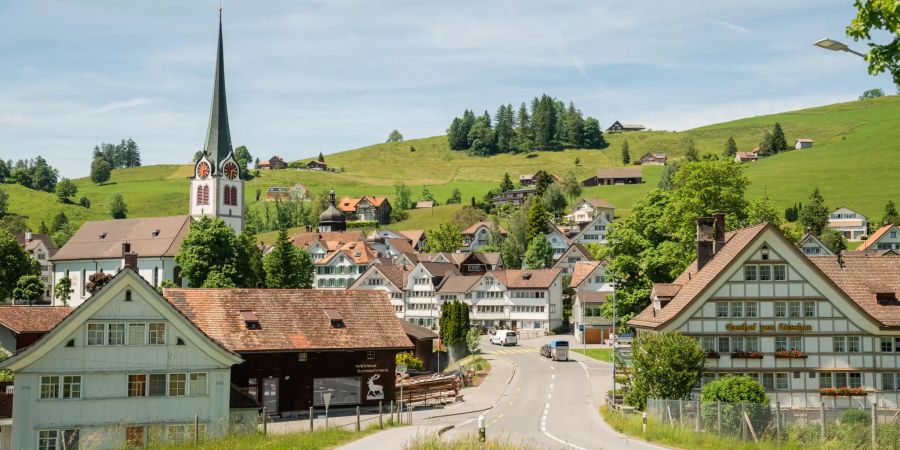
[[152, 422, 401, 450], [572, 348, 613, 363]]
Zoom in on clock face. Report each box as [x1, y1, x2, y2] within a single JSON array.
[[224, 162, 238, 180], [197, 162, 210, 179]]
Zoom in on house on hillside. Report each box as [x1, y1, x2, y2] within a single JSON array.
[[795, 139, 814, 150], [14, 232, 56, 303], [415, 200, 434, 209], [491, 187, 536, 206], [639, 153, 667, 166], [606, 121, 645, 133], [858, 224, 900, 252], [567, 198, 615, 223], [799, 233, 834, 257], [551, 244, 595, 275], [581, 167, 642, 186], [339, 196, 392, 224], [735, 148, 760, 163], [257, 156, 287, 170], [306, 160, 327, 171], [827, 207, 868, 241], [518, 171, 559, 187], [460, 222, 507, 252]]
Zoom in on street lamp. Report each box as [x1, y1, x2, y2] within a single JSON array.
[[814, 38, 866, 58]]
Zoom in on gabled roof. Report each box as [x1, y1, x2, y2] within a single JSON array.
[[436, 275, 482, 293], [580, 198, 615, 209], [398, 230, 425, 243], [164, 289, 413, 352], [570, 261, 603, 288], [417, 262, 462, 278], [317, 241, 378, 265], [415, 201, 435, 209], [385, 237, 416, 255], [491, 269, 562, 289], [859, 224, 897, 251], [400, 320, 438, 340], [51, 215, 191, 261], [651, 283, 683, 299], [796, 138, 814, 143], [809, 254, 900, 327], [15, 233, 56, 254], [461, 221, 507, 236], [290, 231, 366, 250], [799, 233, 835, 256], [0, 306, 72, 334], [596, 167, 642, 179]]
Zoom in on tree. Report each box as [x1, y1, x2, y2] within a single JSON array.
[[494, 104, 515, 153], [684, 139, 699, 162], [582, 117, 605, 149], [0, 231, 40, 301], [657, 163, 678, 190], [393, 182, 412, 210], [234, 145, 252, 177], [523, 236, 553, 269], [880, 200, 900, 225], [621, 139, 630, 165], [50, 212, 69, 233], [202, 268, 237, 288], [501, 210, 527, 269], [560, 172, 582, 204], [386, 129, 404, 143], [317, 152, 325, 163], [771, 122, 789, 153], [55, 178, 78, 203], [427, 223, 463, 253], [820, 229, 848, 254], [525, 196, 550, 243], [79, 196, 91, 208], [238, 224, 265, 288], [746, 197, 783, 227], [85, 271, 112, 295], [90, 157, 111, 185], [175, 216, 247, 288], [54, 276, 72, 305], [541, 183, 567, 219], [859, 88, 885, 100], [109, 193, 128, 219], [447, 117, 466, 150], [28, 156, 58, 192], [0, 215, 29, 236], [0, 159, 8, 183], [625, 332, 706, 410], [467, 112, 495, 156], [445, 188, 462, 205], [500, 173, 515, 192], [700, 375, 770, 433], [724, 136, 737, 157], [514, 102, 533, 153], [439, 301, 470, 350], [663, 160, 750, 244], [466, 327, 481, 355], [798, 187, 829, 235], [533, 171, 554, 196], [12, 275, 44, 305], [846, 2, 900, 87], [0, 190, 7, 218], [263, 228, 313, 288]]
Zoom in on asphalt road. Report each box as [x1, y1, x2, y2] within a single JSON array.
[[440, 336, 664, 450]]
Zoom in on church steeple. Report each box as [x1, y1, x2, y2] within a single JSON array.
[[203, 8, 233, 172]]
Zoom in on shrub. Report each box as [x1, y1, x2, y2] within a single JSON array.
[[699, 375, 770, 434], [625, 331, 706, 410], [346, 221, 379, 229], [395, 352, 424, 371], [840, 408, 871, 425]]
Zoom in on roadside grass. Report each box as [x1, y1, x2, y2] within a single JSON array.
[[572, 348, 613, 363], [150, 421, 401, 450], [404, 432, 538, 449], [445, 354, 491, 387]]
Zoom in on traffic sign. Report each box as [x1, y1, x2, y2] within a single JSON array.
[[323, 392, 332, 409], [396, 363, 408, 374]]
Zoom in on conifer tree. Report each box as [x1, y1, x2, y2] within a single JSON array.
[[621, 139, 631, 165], [771, 122, 788, 153], [880, 200, 900, 226], [525, 196, 550, 243], [582, 117, 605, 149], [724, 136, 738, 157], [514, 102, 532, 153], [263, 228, 313, 288], [798, 188, 829, 236], [500, 173, 515, 192]]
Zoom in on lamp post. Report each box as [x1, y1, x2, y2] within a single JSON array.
[[814, 38, 866, 58]]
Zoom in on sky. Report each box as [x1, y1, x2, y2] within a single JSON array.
[[0, 0, 895, 178]]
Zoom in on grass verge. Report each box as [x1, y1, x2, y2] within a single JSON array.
[[572, 348, 613, 363], [151, 422, 401, 450], [445, 354, 492, 387], [404, 432, 538, 449]]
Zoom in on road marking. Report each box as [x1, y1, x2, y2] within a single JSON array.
[[550, 384, 554, 389], [551, 374, 555, 380]]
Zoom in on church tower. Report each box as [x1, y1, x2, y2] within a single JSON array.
[[190, 9, 244, 233]]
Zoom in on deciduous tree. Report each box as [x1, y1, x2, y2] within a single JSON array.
[[684, 139, 699, 162], [175, 216, 248, 288], [523, 235, 553, 269], [55, 178, 78, 203], [427, 223, 463, 253], [625, 331, 706, 410], [54, 276, 72, 305], [90, 157, 111, 185], [847, 2, 900, 87], [109, 193, 128, 219], [0, 231, 40, 301], [859, 88, 885, 100], [85, 272, 112, 295], [386, 130, 404, 143], [13, 275, 44, 305]]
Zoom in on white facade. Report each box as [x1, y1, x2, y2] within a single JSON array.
[[460, 225, 494, 252], [827, 207, 867, 241], [20, 235, 54, 303], [865, 225, 900, 251], [799, 234, 834, 257], [53, 257, 180, 308], [314, 250, 370, 289], [350, 267, 405, 317], [546, 231, 569, 260], [404, 264, 441, 328], [0, 270, 241, 449], [190, 153, 244, 234], [466, 272, 564, 332], [552, 245, 592, 275]]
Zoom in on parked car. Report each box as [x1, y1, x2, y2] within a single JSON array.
[[490, 330, 518, 346], [540, 344, 552, 358], [550, 340, 569, 361]]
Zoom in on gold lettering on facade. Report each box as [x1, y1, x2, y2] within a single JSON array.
[[723, 323, 812, 332], [725, 323, 756, 332]]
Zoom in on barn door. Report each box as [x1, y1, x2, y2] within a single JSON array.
[[262, 377, 279, 414]]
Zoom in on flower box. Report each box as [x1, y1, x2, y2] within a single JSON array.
[[820, 387, 867, 397], [775, 350, 808, 359], [706, 351, 721, 359], [730, 351, 763, 359]]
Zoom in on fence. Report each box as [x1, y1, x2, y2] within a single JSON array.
[[646, 398, 900, 449]]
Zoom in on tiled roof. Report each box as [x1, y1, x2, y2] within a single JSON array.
[[808, 254, 900, 327], [15, 233, 56, 254], [578, 291, 610, 303], [318, 241, 378, 265], [398, 230, 425, 244], [492, 269, 562, 289], [415, 201, 435, 209], [582, 198, 615, 209], [476, 252, 503, 267], [339, 197, 361, 212], [371, 264, 410, 289], [628, 223, 769, 329], [571, 261, 602, 288], [0, 306, 73, 334], [385, 237, 416, 255], [290, 231, 366, 250], [462, 221, 508, 236], [436, 275, 481, 293], [400, 320, 438, 340], [796, 138, 814, 143], [735, 152, 758, 161], [859, 224, 895, 251], [419, 262, 462, 278], [651, 283, 683, 298], [163, 289, 413, 352], [52, 215, 191, 261], [596, 167, 642, 179]]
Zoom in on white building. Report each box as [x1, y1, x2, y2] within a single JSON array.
[[552, 244, 595, 275], [858, 224, 900, 252], [799, 233, 834, 257], [571, 261, 614, 343], [566, 199, 615, 223], [349, 264, 409, 316], [403, 262, 461, 328], [629, 214, 900, 408], [14, 233, 56, 303], [464, 270, 564, 332], [0, 268, 242, 449], [460, 222, 506, 252], [827, 207, 868, 241], [314, 241, 378, 288], [795, 138, 814, 149]]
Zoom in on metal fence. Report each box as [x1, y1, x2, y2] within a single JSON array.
[[646, 398, 900, 449]]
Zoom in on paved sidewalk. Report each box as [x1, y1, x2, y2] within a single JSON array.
[[337, 425, 443, 450]]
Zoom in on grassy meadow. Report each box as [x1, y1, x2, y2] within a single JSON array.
[[5, 96, 899, 235]]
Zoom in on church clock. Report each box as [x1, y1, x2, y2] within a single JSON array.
[[197, 162, 210, 179], [224, 162, 238, 180]]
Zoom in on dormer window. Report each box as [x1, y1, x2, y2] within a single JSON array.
[[325, 309, 344, 328], [152, 229, 160, 237], [240, 310, 260, 330], [99, 232, 107, 240]]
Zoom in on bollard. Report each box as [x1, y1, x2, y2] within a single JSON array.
[[642, 411, 647, 434], [310, 406, 314, 431], [263, 407, 268, 435], [356, 406, 361, 431], [820, 401, 825, 441], [194, 414, 199, 444], [379, 401, 383, 429], [390, 401, 395, 424], [409, 404, 413, 425], [775, 401, 781, 438], [478, 414, 486, 442], [871, 402, 877, 450]]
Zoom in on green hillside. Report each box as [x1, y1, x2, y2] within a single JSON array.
[[5, 95, 899, 232]]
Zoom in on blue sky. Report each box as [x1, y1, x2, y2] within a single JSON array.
[[1, 0, 895, 178]]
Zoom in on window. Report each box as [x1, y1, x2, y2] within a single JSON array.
[[701, 337, 715, 352], [848, 336, 861, 352], [820, 372, 833, 389], [190, 373, 208, 396], [803, 301, 816, 317], [745, 302, 758, 318], [776, 337, 788, 351], [128, 374, 147, 397], [40, 376, 60, 399], [149, 374, 167, 397], [716, 303, 729, 318], [849, 373, 862, 388], [788, 302, 801, 317], [367, 350, 376, 360], [169, 373, 186, 396], [149, 323, 166, 345], [62, 375, 81, 399], [833, 337, 846, 352], [717, 337, 730, 353], [882, 337, 894, 353], [835, 373, 848, 388], [744, 265, 757, 281], [732, 337, 746, 352], [789, 336, 803, 351], [128, 323, 146, 346], [108, 323, 125, 346], [775, 373, 788, 390], [38, 430, 58, 450], [126, 426, 145, 447], [759, 265, 771, 281], [87, 323, 105, 346], [774, 302, 787, 318], [773, 265, 786, 281], [730, 302, 743, 318], [762, 373, 774, 390], [883, 373, 897, 391]]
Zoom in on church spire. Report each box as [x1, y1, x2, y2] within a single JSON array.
[[203, 8, 232, 171]]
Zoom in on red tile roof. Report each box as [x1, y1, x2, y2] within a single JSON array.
[[163, 289, 413, 352], [570, 261, 602, 288], [808, 254, 900, 327], [461, 221, 507, 236], [0, 306, 73, 334], [492, 269, 562, 289]]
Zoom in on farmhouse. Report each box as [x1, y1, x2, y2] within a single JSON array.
[[164, 288, 412, 415], [566, 198, 615, 223], [551, 243, 595, 275], [827, 207, 868, 241], [734, 148, 759, 163], [518, 171, 559, 187], [606, 121, 646, 133], [257, 156, 287, 170], [460, 221, 507, 252], [639, 153, 667, 165], [582, 167, 642, 186], [799, 233, 834, 257], [795, 139, 814, 149], [415, 200, 434, 209], [14, 232, 56, 303], [629, 213, 900, 408], [491, 187, 537, 206], [306, 160, 327, 170], [339, 196, 392, 225]]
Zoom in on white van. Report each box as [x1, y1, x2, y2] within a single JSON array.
[[490, 330, 518, 346]]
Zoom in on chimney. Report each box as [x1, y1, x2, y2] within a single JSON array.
[[696, 217, 715, 270], [122, 242, 138, 269], [713, 212, 726, 253], [122, 242, 131, 254], [25, 231, 32, 241]]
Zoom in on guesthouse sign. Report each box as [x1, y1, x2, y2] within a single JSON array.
[[725, 322, 813, 333]]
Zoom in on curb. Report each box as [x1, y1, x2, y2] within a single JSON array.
[[424, 355, 518, 421], [437, 425, 455, 436]]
